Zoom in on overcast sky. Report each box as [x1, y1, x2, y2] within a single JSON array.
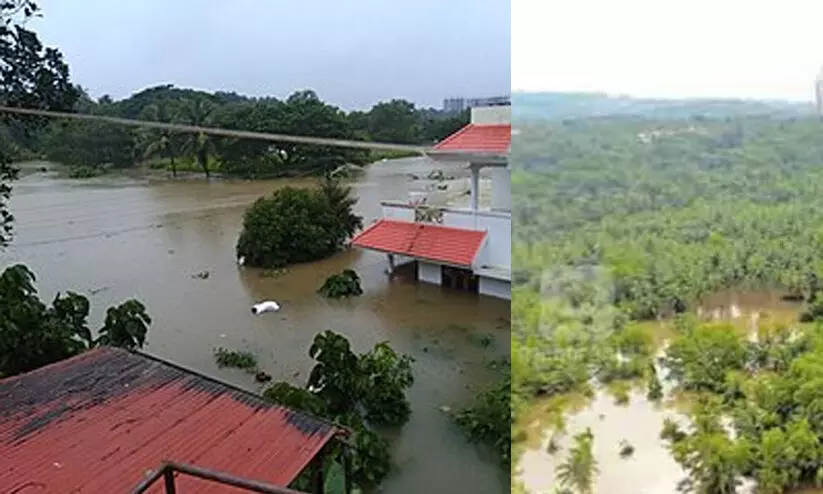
[[31, 0, 510, 110], [513, 0, 822, 102]]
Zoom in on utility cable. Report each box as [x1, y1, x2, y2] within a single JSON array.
[[0, 105, 430, 154]]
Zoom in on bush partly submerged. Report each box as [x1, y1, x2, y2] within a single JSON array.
[[236, 176, 363, 269], [318, 269, 363, 298]]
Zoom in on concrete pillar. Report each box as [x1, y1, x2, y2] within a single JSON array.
[[470, 165, 480, 212]]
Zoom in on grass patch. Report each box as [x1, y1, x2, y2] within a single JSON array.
[[214, 347, 258, 370]]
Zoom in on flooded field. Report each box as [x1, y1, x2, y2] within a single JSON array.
[[517, 294, 805, 494], [2, 158, 510, 493]]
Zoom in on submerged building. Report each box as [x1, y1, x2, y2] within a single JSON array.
[[352, 104, 511, 300]]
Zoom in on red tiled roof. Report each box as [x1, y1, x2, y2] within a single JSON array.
[[433, 123, 511, 154], [351, 218, 486, 267], [0, 347, 340, 493]]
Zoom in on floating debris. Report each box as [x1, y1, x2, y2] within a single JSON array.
[[619, 440, 635, 458], [254, 371, 272, 383], [191, 270, 210, 280], [260, 268, 287, 278], [251, 301, 280, 315]]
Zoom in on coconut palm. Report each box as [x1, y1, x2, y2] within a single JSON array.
[[175, 97, 217, 179], [138, 102, 180, 177], [556, 428, 599, 494]]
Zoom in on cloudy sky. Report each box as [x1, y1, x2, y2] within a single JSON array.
[[31, 0, 510, 110], [513, 0, 822, 102]]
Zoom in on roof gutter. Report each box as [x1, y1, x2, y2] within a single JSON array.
[[423, 149, 508, 166]]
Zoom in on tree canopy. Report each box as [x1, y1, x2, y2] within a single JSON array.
[[4, 82, 469, 179]]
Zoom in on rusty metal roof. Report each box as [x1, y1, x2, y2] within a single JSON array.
[[0, 347, 340, 493], [351, 218, 487, 267]]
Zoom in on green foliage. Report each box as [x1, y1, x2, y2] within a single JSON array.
[[454, 372, 511, 465], [0, 1, 78, 247], [0, 264, 152, 377], [510, 111, 823, 492], [42, 119, 136, 168], [318, 269, 363, 298], [662, 322, 747, 393], [236, 177, 363, 268], [556, 428, 599, 494], [213, 348, 258, 370], [263, 330, 414, 491]]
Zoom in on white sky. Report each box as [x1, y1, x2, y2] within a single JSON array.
[[512, 0, 823, 101]]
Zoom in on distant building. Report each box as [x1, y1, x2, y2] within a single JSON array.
[[442, 95, 510, 113], [816, 67, 823, 117]]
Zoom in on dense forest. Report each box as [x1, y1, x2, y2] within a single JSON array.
[[2, 84, 468, 178], [511, 111, 823, 493]]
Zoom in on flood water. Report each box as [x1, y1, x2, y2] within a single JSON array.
[[2, 158, 510, 493], [517, 295, 804, 494]]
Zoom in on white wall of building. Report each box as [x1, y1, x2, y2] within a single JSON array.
[[379, 202, 512, 273], [479, 276, 511, 300], [441, 209, 511, 271], [471, 105, 511, 125], [417, 262, 442, 285]]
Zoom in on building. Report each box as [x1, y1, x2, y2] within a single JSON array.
[[442, 95, 510, 113], [816, 67, 823, 118], [352, 104, 511, 300], [0, 347, 349, 494]]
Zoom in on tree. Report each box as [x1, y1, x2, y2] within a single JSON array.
[[454, 371, 511, 465], [175, 96, 217, 178], [262, 330, 414, 491], [138, 101, 182, 177], [556, 428, 599, 494], [211, 100, 284, 178], [0, 264, 152, 377], [363, 99, 421, 144], [274, 90, 368, 173], [42, 118, 136, 169], [0, 0, 78, 247], [236, 177, 363, 268], [663, 402, 750, 494]]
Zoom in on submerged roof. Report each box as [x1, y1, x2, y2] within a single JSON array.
[[432, 123, 511, 154], [0, 347, 339, 493], [351, 218, 486, 267]]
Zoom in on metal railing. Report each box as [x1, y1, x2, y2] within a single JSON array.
[[130, 461, 310, 494]]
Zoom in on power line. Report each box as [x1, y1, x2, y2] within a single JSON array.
[[0, 105, 430, 154]]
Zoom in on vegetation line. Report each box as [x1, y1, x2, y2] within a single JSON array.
[[0, 104, 430, 154]]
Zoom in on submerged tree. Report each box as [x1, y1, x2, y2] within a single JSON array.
[[556, 428, 599, 494], [262, 330, 414, 491], [236, 176, 363, 268]]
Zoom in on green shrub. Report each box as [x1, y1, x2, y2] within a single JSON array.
[[213, 347, 258, 370], [236, 177, 363, 268], [263, 330, 414, 492], [318, 269, 363, 298], [454, 372, 511, 465]]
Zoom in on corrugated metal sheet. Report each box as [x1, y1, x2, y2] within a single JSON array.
[[433, 123, 511, 154], [0, 347, 339, 493], [351, 218, 486, 267]]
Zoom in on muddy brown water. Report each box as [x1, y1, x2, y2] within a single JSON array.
[[517, 294, 806, 494], [3, 158, 510, 493]]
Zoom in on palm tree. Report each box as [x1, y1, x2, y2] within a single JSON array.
[[175, 97, 216, 179], [139, 102, 180, 177], [556, 428, 599, 494]]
